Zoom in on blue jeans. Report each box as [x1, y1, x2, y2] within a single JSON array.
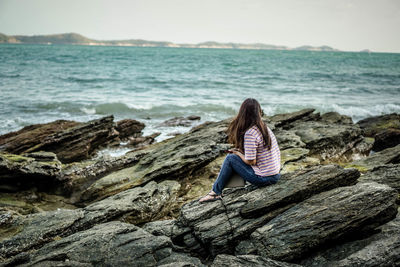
[[212, 154, 280, 195]]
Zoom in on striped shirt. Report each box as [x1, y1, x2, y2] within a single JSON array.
[[244, 125, 281, 176]]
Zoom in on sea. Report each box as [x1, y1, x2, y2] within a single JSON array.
[[1, 44, 399, 155]]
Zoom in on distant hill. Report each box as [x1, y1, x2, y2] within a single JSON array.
[[0, 32, 344, 52]]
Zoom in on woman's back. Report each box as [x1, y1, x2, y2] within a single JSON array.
[[244, 125, 281, 176]]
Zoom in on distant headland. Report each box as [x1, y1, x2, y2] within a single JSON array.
[[0, 32, 348, 52]]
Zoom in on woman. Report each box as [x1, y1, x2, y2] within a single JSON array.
[[199, 98, 281, 203]]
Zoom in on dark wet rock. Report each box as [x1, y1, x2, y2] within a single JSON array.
[[344, 144, 400, 172], [2, 221, 199, 267], [301, 208, 400, 267], [27, 115, 118, 163], [358, 164, 400, 193], [0, 180, 180, 258], [0, 120, 80, 155], [269, 108, 316, 127], [79, 119, 230, 203], [212, 254, 301, 267], [372, 128, 400, 152], [172, 165, 359, 256], [159, 116, 201, 127], [0, 152, 62, 192], [249, 182, 398, 262], [114, 118, 145, 140], [127, 132, 160, 148], [357, 113, 400, 137]]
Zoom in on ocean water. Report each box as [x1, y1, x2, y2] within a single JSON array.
[[1, 44, 400, 143]]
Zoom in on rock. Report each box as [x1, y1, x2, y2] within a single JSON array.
[[301, 208, 400, 267], [2, 221, 194, 267], [358, 164, 400, 193], [142, 219, 177, 237], [269, 108, 316, 127], [127, 132, 160, 148], [159, 116, 201, 127], [28, 115, 119, 163], [0, 180, 180, 258], [212, 254, 301, 267], [172, 165, 359, 256], [280, 147, 309, 165], [249, 182, 398, 262], [320, 112, 353, 125], [290, 120, 365, 161], [0, 152, 62, 192], [79, 119, 230, 203], [275, 130, 306, 150], [344, 144, 400, 172], [0, 120, 80, 155], [114, 118, 145, 140], [157, 252, 206, 267], [357, 113, 400, 137], [372, 128, 400, 151], [58, 149, 149, 199]]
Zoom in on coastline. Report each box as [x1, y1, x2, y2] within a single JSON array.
[[0, 108, 399, 265]]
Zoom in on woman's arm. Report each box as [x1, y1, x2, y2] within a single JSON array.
[[231, 150, 256, 166]]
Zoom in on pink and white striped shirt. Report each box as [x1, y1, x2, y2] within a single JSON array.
[[244, 125, 281, 176]]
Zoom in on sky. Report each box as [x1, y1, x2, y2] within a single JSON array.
[[0, 0, 399, 52]]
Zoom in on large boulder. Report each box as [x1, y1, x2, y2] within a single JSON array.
[[0, 180, 180, 258], [372, 128, 400, 151], [357, 113, 400, 137], [301, 208, 400, 267], [171, 165, 359, 256], [249, 182, 398, 262], [79, 119, 231, 203], [0, 152, 62, 192], [0, 120, 80, 155], [3, 221, 204, 267]]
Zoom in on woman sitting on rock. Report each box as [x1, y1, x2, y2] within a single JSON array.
[[199, 98, 281, 203]]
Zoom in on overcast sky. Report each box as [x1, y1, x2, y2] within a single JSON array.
[[1, 0, 399, 52]]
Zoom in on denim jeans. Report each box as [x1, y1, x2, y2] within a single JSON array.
[[212, 154, 280, 195]]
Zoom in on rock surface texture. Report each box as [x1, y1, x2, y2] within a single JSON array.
[[0, 110, 399, 266]]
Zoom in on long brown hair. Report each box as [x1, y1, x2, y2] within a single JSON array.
[[227, 98, 271, 152]]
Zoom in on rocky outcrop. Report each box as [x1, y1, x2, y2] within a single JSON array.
[[114, 118, 145, 140], [358, 164, 400, 195], [357, 113, 400, 137], [0, 152, 62, 192], [0, 116, 150, 164], [79, 119, 231, 203], [301, 208, 400, 267], [159, 116, 201, 127], [372, 128, 400, 152], [3, 221, 204, 267], [0, 180, 180, 259], [344, 144, 400, 172], [0, 120, 80, 155], [171, 165, 360, 256], [249, 182, 397, 262], [211, 254, 301, 267]]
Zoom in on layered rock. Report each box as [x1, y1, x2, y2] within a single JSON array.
[[79, 119, 231, 203], [171, 165, 360, 256], [159, 116, 201, 127], [301, 208, 400, 267], [357, 113, 400, 137], [212, 254, 301, 267], [249, 182, 398, 262], [3, 221, 204, 267], [0, 180, 180, 258], [0, 116, 150, 164], [0, 152, 62, 192]]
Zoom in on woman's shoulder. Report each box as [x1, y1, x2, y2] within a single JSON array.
[[245, 125, 262, 137]]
